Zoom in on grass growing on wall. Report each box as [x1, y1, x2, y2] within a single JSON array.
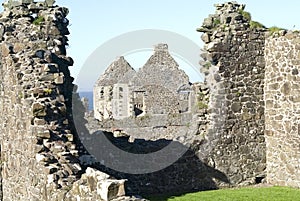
[[33, 16, 45, 25], [238, 9, 252, 21], [147, 186, 300, 201], [268, 26, 286, 36], [250, 21, 266, 29]]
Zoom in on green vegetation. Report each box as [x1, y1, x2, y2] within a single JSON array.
[[139, 114, 151, 121], [0, 159, 5, 165], [33, 16, 45, 25], [213, 18, 221, 27], [268, 26, 286, 36], [293, 30, 300, 34], [197, 92, 205, 99], [18, 92, 23, 99], [250, 21, 266, 29], [147, 186, 300, 201], [43, 88, 52, 95], [238, 9, 251, 21], [239, 9, 266, 30], [197, 101, 208, 110], [203, 62, 212, 68], [236, 91, 242, 97], [185, 122, 191, 128]]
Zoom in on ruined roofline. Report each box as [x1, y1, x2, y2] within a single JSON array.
[[95, 43, 182, 88], [142, 43, 180, 68], [154, 43, 169, 52], [94, 56, 136, 87]]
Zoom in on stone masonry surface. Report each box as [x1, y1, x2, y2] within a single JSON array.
[[265, 31, 300, 187], [197, 1, 266, 185], [0, 0, 300, 200], [0, 1, 140, 200]]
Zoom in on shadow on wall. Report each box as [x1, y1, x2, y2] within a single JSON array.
[[72, 93, 230, 197]]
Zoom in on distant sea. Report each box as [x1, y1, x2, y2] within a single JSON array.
[[79, 91, 93, 111]]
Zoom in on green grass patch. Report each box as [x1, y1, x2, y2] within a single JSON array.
[[33, 16, 45, 25], [268, 26, 286, 36], [197, 101, 208, 110], [213, 18, 221, 27], [203, 62, 212, 68], [250, 21, 266, 29], [147, 186, 300, 201], [238, 9, 252, 21]]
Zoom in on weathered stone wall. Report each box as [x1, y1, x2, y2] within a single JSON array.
[[198, 2, 266, 185], [264, 31, 300, 187], [131, 44, 190, 93], [0, 1, 130, 200], [1, 0, 300, 199], [0, 2, 77, 199], [94, 45, 193, 121], [94, 56, 135, 120]]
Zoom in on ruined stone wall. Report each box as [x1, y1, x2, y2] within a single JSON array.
[[1, 1, 300, 199], [0, 2, 77, 199], [198, 2, 266, 185], [0, 1, 128, 200], [131, 44, 190, 93], [264, 31, 300, 187], [94, 56, 135, 120]]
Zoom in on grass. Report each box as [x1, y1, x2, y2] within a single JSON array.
[[203, 62, 212, 68], [213, 18, 221, 27], [197, 101, 208, 110], [268, 26, 286, 36], [146, 186, 300, 201], [33, 16, 45, 25], [238, 9, 252, 21], [238, 9, 266, 30], [250, 21, 266, 29]]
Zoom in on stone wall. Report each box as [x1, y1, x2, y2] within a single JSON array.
[[1, 0, 300, 199], [94, 56, 135, 120], [94, 44, 193, 121], [0, 1, 129, 200], [0, 2, 76, 199], [197, 2, 266, 185], [131, 44, 190, 93], [264, 31, 300, 187]]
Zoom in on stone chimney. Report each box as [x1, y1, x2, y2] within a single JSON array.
[[154, 43, 168, 52]]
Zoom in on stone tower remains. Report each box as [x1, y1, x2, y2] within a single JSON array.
[[197, 1, 266, 185], [198, 1, 300, 188]]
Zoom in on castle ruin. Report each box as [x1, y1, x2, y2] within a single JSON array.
[[93, 44, 195, 121], [0, 1, 299, 200]]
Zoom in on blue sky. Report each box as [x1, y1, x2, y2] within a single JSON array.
[[2, 1, 300, 91]]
